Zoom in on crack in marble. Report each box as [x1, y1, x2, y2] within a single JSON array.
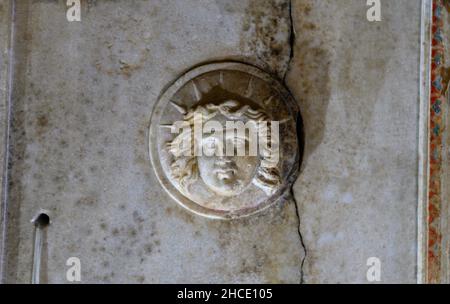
[[284, 0, 295, 82], [285, 0, 306, 284]]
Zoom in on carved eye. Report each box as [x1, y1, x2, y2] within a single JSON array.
[[234, 137, 246, 147], [203, 138, 218, 155], [233, 138, 247, 155]]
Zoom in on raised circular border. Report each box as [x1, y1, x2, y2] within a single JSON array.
[[149, 62, 302, 220]]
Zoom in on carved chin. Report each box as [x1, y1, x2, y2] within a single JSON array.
[[205, 179, 246, 197]]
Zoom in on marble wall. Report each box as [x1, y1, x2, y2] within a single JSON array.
[[0, 0, 423, 283]]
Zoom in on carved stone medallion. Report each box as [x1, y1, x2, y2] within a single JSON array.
[[149, 62, 301, 219]]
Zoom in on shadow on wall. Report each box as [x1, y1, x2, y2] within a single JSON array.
[[286, 1, 331, 168], [214, 0, 293, 79]]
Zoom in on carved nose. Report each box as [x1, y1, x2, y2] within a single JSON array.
[[215, 157, 237, 170], [216, 158, 231, 166]]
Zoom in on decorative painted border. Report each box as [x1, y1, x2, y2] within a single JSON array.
[[428, 0, 445, 284]]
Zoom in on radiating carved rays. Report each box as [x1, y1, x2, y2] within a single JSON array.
[[219, 71, 224, 86], [192, 80, 202, 102], [160, 101, 187, 130], [169, 101, 187, 114], [263, 95, 274, 106], [161, 73, 293, 131], [279, 117, 292, 124], [244, 76, 254, 98], [159, 124, 176, 132]]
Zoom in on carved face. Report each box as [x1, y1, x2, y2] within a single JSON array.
[[165, 100, 282, 199], [151, 63, 300, 218], [197, 129, 260, 197]]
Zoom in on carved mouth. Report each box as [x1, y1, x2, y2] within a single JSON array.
[[214, 158, 238, 181], [215, 169, 236, 181]]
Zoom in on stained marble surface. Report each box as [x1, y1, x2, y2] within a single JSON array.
[[0, 0, 421, 283]]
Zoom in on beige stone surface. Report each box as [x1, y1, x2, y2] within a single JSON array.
[[0, 0, 304, 284], [0, 0, 423, 284], [288, 0, 421, 283], [0, 0, 12, 278]]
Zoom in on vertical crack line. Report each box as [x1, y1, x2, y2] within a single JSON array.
[[283, 0, 306, 284], [284, 0, 295, 82], [291, 189, 307, 284]]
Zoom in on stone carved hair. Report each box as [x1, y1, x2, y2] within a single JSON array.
[[166, 100, 281, 196]]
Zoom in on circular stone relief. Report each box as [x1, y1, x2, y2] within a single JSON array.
[[149, 62, 302, 219]]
